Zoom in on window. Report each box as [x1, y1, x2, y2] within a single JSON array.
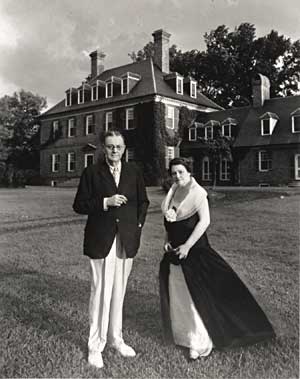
[[261, 119, 270, 135], [202, 157, 211, 181], [92, 85, 98, 101], [126, 108, 134, 129], [189, 127, 197, 141], [85, 115, 94, 135], [84, 154, 94, 168], [65, 92, 71, 106], [67, 152, 76, 172], [222, 123, 232, 137], [292, 115, 300, 133], [220, 158, 230, 181], [190, 81, 197, 98], [105, 112, 113, 131], [166, 106, 175, 129], [126, 148, 135, 162], [176, 77, 183, 95], [78, 88, 84, 104], [51, 154, 60, 172], [106, 81, 113, 98], [259, 151, 272, 172], [165, 146, 175, 168], [205, 126, 213, 140], [68, 118, 75, 137], [122, 78, 128, 95]]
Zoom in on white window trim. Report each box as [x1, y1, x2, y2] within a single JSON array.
[[222, 123, 232, 137], [176, 77, 183, 95], [85, 115, 94, 135], [84, 153, 94, 168], [190, 81, 197, 98], [65, 91, 71, 107], [261, 118, 277, 135], [202, 157, 211, 181], [126, 108, 134, 130], [220, 158, 230, 181], [51, 154, 59, 173], [165, 146, 175, 168], [166, 106, 175, 129], [78, 88, 84, 104], [68, 119, 75, 137], [189, 128, 197, 141], [53, 120, 59, 134], [67, 152, 75, 172], [106, 81, 113, 98], [292, 115, 300, 133], [295, 154, 300, 180], [91, 85, 98, 101], [121, 78, 128, 95], [259, 150, 271, 172], [105, 112, 112, 131]]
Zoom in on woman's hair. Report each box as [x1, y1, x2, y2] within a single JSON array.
[[100, 129, 125, 145], [168, 157, 193, 175]]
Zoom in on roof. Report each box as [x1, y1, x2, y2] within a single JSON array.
[[41, 58, 222, 117], [184, 95, 300, 148], [234, 95, 300, 147]]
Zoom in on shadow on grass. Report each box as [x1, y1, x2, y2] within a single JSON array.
[[1, 269, 164, 354]]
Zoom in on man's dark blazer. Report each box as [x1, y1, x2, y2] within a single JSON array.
[[73, 160, 149, 259]]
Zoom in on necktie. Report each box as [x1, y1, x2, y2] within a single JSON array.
[[112, 167, 118, 185]]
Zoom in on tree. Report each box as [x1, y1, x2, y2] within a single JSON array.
[[130, 23, 300, 108], [0, 90, 47, 184]]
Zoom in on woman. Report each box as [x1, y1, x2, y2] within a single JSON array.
[[159, 157, 275, 360]]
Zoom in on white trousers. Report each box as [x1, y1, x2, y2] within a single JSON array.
[[88, 234, 133, 352]]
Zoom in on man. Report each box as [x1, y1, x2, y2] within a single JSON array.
[[73, 130, 149, 369]]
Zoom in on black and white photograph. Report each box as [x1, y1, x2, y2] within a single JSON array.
[[0, 0, 299, 378]]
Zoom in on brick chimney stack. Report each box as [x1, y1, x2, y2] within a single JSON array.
[[252, 73, 270, 107], [152, 29, 171, 74], [90, 50, 106, 78]]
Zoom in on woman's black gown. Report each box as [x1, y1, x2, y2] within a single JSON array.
[[159, 213, 275, 349]]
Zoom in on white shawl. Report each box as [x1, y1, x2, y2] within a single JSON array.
[[161, 177, 208, 222]]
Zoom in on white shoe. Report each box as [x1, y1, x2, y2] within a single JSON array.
[[88, 350, 104, 368], [189, 349, 200, 360], [113, 342, 136, 357]]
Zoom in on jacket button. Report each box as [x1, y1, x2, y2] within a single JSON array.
[[116, 218, 120, 223]]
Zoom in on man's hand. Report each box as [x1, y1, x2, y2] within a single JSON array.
[[107, 194, 128, 207]]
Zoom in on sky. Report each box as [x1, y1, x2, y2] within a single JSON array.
[[0, 0, 299, 109]]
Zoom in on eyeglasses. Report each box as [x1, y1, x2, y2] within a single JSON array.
[[105, 145, 125, 151]]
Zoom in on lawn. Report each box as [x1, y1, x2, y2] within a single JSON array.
[[0, 186, 299, 379]]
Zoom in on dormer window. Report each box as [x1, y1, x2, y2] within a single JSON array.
[[126, 108, 134, 130], [259, 112, 278, 136], [65, 88, 77, 107], [52, 120, 59, 135], [166, 106, 175, 129], [190, 81, 197, 98], [221, 118, 236, 137], [205, 126, 213, 140], [78, 88, 84, 104], [291, 108, 300, 133], [176, 76, 183, 95], [122, 78, 128, 95], [106, 81, 113, 98], [66, 91, 71, 106], [92, 84, 98, 101]]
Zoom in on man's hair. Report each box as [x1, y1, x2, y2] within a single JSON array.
[[168, 157, 193, 174], [101, 129, 125, 145]]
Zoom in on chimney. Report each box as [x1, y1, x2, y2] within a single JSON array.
[[152, 29, 171, 74], [252, 73, 270, 107], [89, 50, 106, 78]]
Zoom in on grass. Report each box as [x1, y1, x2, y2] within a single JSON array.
[[0, 186, 299, 379]]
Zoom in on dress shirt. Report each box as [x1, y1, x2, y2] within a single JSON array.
[[103, 161, 122, 211]]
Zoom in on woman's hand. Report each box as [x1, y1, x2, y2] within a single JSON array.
[[175, 244, 190, 260], [164, 242, 173, 252]]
